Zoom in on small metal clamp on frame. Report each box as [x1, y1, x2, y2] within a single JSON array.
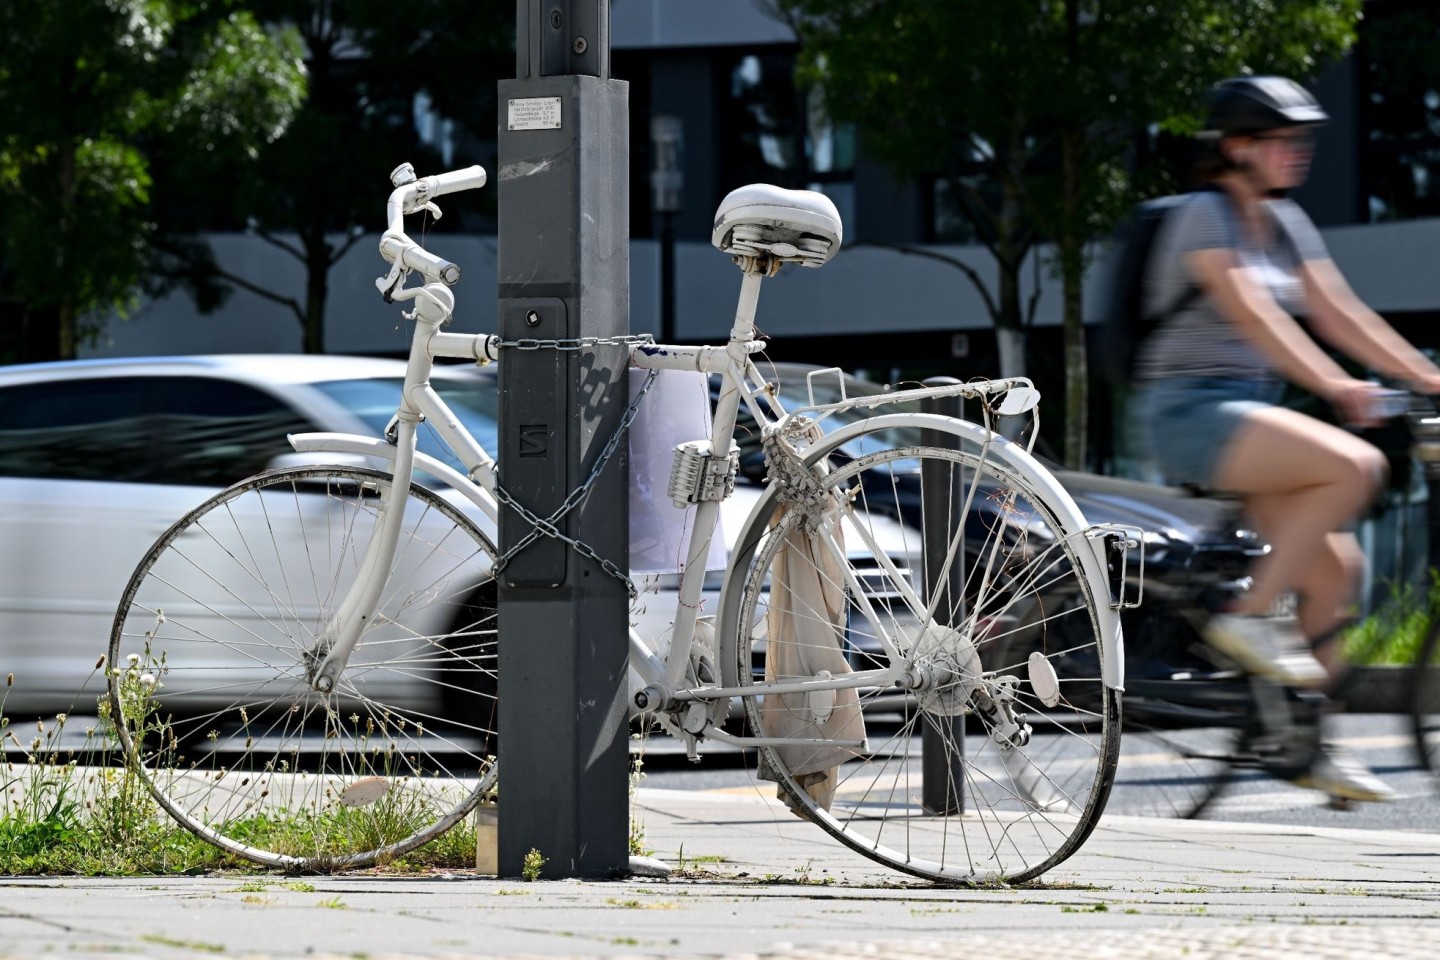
[[668, 440, 740, 508], [1086, 523, 1146, 610]]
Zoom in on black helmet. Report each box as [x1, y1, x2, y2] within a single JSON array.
[[1203, 76, 1329, 137]]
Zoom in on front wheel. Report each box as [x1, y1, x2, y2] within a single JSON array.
[[722, 421, 1120, 883], [108, 466, 500, 871]]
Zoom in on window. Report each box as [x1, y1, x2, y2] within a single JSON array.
[[313, 374, 499, 480], [719, 51, 856, 224], [0, 376, 311, 487], [1360, 0, 1440, 222]]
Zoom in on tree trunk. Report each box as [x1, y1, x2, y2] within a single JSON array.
[[993, 148, 1028, 382], [17, 305, 61, 363], [56, 125, 78, 360], [995, 325, 1026, 382], [1060, 129, 1086, 470], [302, 229, 329, 354]]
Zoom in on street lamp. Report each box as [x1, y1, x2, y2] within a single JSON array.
[[650, 115, 683, 344]]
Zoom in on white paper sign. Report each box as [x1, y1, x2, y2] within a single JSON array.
[[628, 369, 728, 574], [507, 97, 562, 131]]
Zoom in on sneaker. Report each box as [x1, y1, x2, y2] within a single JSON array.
[[1203, 612, 1328, 688], [1291, 744, 1396, 803]]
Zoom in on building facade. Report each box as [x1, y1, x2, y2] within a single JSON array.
[[87, 0, 1440, 392]]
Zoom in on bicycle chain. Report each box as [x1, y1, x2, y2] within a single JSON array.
[[485, 334, 661, 597]]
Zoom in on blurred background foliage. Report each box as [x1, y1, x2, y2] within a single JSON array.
[[0, 0, 511, 361]]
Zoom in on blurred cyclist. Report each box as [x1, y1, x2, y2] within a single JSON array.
[[1128, 75, 1440, 803]]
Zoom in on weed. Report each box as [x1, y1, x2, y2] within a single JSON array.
[[522, 847, 546, 881], [0, 658, 232, 876], [317, 896, 348, 909], [0, 642, 485, 876], [140, 935, 224, 953], [628, 736, 650, 857]]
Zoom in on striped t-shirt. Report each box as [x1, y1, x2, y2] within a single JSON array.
[[1131, 190, 1328, 382]]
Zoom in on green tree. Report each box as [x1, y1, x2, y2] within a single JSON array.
[[0, 0, 306, 361], [223, 0, 512, 354], [776, 0, 1360, 467]]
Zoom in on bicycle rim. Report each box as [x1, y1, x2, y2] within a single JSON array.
[[728, 435, 1119, 884], [108, 465, 499, 871]]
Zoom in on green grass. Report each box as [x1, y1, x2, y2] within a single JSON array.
[[0, 662, 481, 876], [1342, 574, 1440, 666]]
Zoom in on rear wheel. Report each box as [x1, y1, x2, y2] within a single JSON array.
[[1409, 620, 1440, 784], [724, 424, 1120, 883], [108, 465, 499, 871]]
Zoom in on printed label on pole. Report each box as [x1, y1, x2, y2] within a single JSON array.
[[508, 97, 562, 131]]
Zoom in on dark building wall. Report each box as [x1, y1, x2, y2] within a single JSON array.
[[1293, 57, 1364, 226]]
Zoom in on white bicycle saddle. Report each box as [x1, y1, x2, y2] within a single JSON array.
[[711, 184, 843, 267]]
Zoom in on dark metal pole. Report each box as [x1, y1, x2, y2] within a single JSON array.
[[649, 115, 683, 345], [495, 0, 630, 880], [921, 377, 965, 815], [659, 211, 676, 344]]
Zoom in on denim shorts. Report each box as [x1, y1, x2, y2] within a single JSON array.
[[1129, 377, 1285, 488]]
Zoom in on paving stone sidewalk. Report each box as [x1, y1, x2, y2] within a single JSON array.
[[2, 786, 1439, 959]]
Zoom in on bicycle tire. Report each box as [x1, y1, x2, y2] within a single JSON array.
[[1115, 704, 1241, 819], [720, 416, 1120, 884], [1117, 665, 1323, 819], [107, 465, 499, 871], [1409, 616, 1440, 785], [1110, 604, 1246, 819]]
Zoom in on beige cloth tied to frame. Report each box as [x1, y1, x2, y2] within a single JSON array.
[[758, 507, 866, 815]]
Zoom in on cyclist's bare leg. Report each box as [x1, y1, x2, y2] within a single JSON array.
[[1213, 406, 1385, 620], [1217, 419, 1394, 802]]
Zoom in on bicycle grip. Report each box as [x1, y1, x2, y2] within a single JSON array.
[[405, 246, 461, 285], [381, 235, 461, 285], [426, 166, 488, 197]]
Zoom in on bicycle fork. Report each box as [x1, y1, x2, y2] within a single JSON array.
[[305, 415, 424, 694], [304, 281, 453, 695]]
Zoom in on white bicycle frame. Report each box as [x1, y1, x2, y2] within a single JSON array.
[[292, 165, 1128, 751]]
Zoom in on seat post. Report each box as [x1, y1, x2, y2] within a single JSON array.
[[727, 258, 769, 344]]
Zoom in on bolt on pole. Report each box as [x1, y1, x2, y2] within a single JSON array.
[[495, 0, 631, 880]]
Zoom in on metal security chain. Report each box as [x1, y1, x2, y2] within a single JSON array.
[[485, 334, 660, 598], [493, 333, 657, 352]]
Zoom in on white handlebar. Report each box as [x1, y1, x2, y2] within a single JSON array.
[[379, 236, 461, 285], [427, 165, 488, 197], [378, 163, 487, 290]]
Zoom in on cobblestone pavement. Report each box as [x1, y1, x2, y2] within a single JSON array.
[[12, 927, 1440, 960], [342, 927, 1440, 960], [3, 788, 1440, 959]]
